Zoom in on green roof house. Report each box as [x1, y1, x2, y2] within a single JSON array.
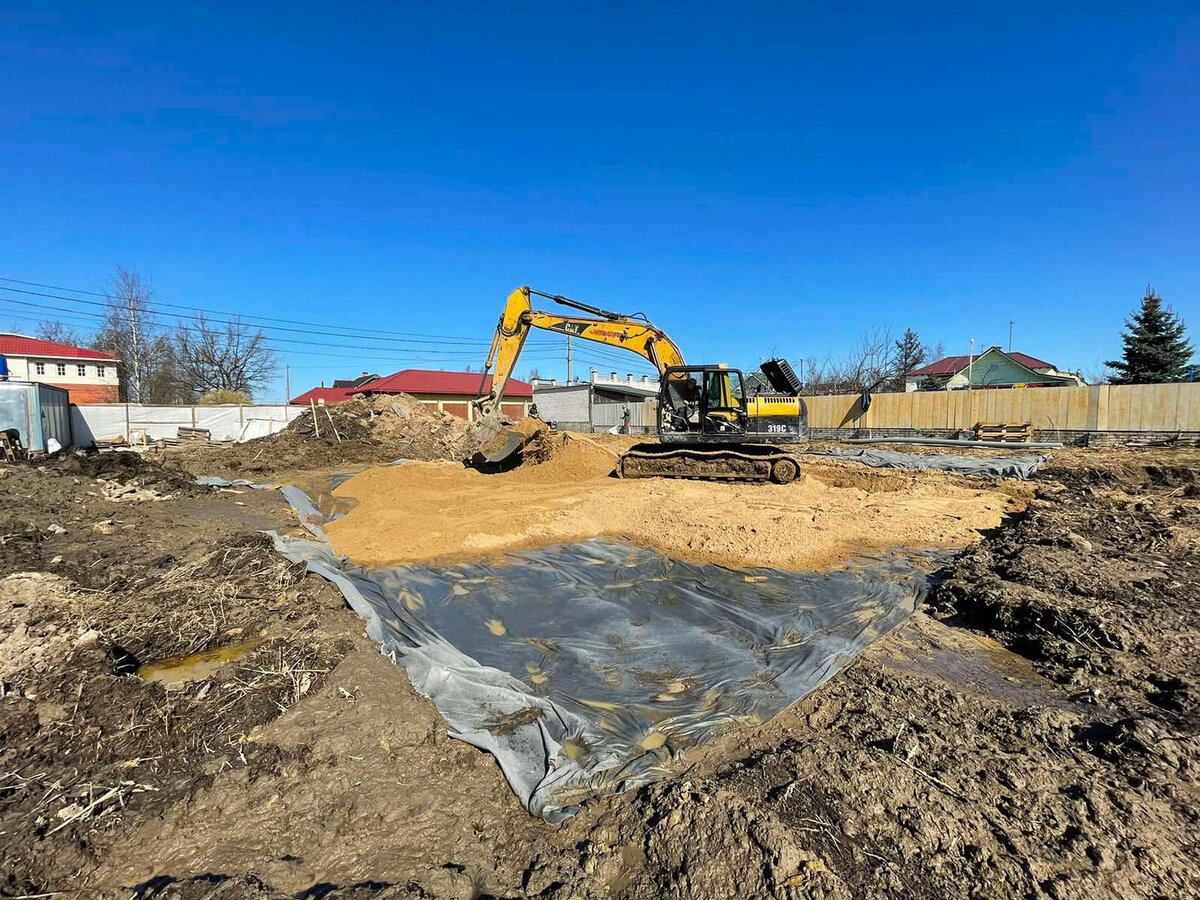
[[905, 348, 1083, 391]]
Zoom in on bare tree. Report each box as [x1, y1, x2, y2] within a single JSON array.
[[35, 320, 89, 347], [173, 314, 276, 400], [93, 267, 174, 402], [804, 327, 899, 395]]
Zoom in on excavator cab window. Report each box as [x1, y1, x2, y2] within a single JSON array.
[[663, 372, 702, 432], [702, 370, 747, 435]]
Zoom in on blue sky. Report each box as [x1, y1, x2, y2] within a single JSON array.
[[1, 3, 1197, 400]]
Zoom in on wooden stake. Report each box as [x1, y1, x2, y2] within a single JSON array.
[[324, 406, 342, 442], [310, 399, 321, 438]]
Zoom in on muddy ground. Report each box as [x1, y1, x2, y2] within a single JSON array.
[[1, 447, 1197, 899]]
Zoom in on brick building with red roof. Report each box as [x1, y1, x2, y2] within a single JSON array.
[[290, 369, 532, 421], [0, 333, 120, 403]]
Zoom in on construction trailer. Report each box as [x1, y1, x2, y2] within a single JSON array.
[[0, 380, 73, 454]]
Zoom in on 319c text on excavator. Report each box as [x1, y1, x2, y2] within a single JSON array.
[[470, 287, 809, 484]]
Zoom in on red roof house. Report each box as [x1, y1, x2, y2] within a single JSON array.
[[355, 369, 532, 420], [0, 334, 118, 361], [905, 348, 1082, 390], [907, 351, 1055, 378], [290, 370, 533, 420], [0, 333, 120, 403], [352, 369, 533, 399], [289, 386, 358, 406]]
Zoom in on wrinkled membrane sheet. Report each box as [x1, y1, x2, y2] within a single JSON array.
[[209, 474, 933, 823], [805, 447, 1048, 479]]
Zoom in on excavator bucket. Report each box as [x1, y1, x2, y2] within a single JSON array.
[[466, 413, 526, 468]]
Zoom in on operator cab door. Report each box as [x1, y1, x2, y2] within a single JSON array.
[[660, 370, 703, 434], [702, 369, 748, 435]]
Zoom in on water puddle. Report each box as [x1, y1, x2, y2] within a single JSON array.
[[880, 620, 1077, 709], [285, 471, 362, 521], [137, 637, 265, 689]]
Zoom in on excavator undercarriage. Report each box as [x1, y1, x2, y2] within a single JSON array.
[[620, 443, 801, 484]]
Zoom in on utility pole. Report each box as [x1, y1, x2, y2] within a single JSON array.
[[798, 357, 805, 392], [566, 334, 573, 383], [966, 338, 975, 432], [1008, 320, 1014, 352], [285, 364, 291, 406]]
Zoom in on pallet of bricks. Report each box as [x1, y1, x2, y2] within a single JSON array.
[[974, 422, 1032, 443]]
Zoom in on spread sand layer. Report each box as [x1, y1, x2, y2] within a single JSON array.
[[325, 437, 1031, 570]]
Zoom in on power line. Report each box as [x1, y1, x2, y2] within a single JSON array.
[[1, 274, 662, 374], [1, 291, 661, 375], [0, 284, 564, 352], [0, 275, 674, 365], [0, 293, 549, 359], [0, 275, 558, 345], [0, 304, 572, 367], [0, 275, 668, 361]]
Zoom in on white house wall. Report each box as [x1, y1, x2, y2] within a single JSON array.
[[6, 354, 120, 388]]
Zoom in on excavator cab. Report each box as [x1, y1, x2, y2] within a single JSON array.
[[660, 366, 749, 439]]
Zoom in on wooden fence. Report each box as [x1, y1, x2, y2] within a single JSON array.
[[801, 383, 1200, 433]]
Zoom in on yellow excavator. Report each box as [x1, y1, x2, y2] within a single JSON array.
[[470, 287, 808, 483]]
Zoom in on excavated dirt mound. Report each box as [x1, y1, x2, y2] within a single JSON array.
[[160, 393, 473, 480], [323, 452, 1029, 570], [39, 449, 206, 495]]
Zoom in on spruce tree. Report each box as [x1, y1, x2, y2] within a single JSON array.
[[891, 328, 928, 391], [1106, 286, 1194, 384]]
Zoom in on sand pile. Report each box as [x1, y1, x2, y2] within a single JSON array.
[[504, 425, 630, 482], [324, 454, 1032, 571], [165, 393, 473, 479]]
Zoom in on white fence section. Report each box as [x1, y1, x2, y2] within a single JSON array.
[[72, 404, 301, 445]]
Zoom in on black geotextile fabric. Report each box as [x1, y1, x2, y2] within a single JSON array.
[[202, 473, 935, 822], [805, 447, 1048, 479]]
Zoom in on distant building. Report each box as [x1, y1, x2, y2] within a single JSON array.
[[905, 348, 1084, 392], [289, 385, 359, 406], [351, 369, 533, 420], [532, 369, 659, 433], [332, 372, 379, 389], [0, 333, 120, 403]]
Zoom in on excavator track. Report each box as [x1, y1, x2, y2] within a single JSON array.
[[619, 443, 801, 484]]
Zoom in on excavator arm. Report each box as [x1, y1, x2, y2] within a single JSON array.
[[474, 287, 685, 417]]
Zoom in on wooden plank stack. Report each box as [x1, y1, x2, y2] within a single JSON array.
[[975, 422, 1033, 443], [173, 427, 212, 445]]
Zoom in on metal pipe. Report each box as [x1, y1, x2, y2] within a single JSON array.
[[842, 436, 1063, 450]]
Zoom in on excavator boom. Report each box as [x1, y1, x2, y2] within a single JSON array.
[[475, 287, 684, 417]]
